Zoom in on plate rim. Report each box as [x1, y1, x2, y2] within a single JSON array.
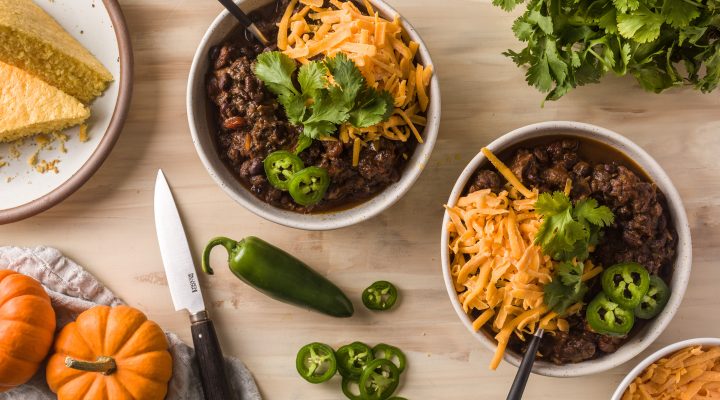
[[0, 0, 134, 224]]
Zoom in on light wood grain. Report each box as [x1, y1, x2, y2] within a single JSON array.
[[2, 0, 720, 398]]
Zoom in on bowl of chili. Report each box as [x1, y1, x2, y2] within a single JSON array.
[[440, 121, 692, 377], [187, 0, 440, 230]]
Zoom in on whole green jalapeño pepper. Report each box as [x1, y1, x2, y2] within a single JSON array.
[[601, 262, 650, 309], [586, 293, 635, 336], [202, 236, 354, 318]]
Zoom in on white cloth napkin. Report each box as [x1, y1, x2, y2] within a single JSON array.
[[0, 246, 262, 400]]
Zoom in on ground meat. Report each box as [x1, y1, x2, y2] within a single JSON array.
[[468, 170, 502, 193], [469, 139, 677, 365], [206, 2, 415, 212], [503, 139, 676, 278]]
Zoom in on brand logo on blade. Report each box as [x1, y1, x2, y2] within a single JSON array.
[[188, 273, 198, 293]]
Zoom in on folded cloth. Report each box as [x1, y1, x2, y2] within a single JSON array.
[[0, 246, 262, 400]]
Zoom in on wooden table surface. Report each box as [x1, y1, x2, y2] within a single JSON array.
[[2, 0, 720, 398]]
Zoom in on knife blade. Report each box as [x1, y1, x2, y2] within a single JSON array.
[[154, 169, 234, 400]]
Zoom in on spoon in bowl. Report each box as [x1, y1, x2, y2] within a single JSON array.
[[506, 328, 544, 400], [215, 0, 270, 46]]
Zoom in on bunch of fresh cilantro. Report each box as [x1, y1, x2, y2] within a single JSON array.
[[254, 51, 394, 142], [495, 0, 720, 101], [534, 192, 615, 314]]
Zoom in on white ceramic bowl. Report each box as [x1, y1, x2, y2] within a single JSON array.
[[440, 121, 692, 377], [187, 0, 440, 230], [611, 337, 720, 399]]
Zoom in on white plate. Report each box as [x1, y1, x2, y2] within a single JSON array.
[[0, 0, 132, 223]]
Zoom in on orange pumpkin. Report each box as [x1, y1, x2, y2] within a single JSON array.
[[46, 305, 173, 400], [0, 269, 56, 392]]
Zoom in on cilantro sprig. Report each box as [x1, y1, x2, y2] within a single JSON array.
[[535, 192, 615, 262], [254, 51, 394, 141], [543, 261, 588, 315], [496, 0, 720, 101], [535, 192, 614, 314]]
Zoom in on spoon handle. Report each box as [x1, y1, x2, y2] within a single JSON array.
[[215, 0, 269, 45], [217, 0, 253, 26], [506, 328, 544, 400]]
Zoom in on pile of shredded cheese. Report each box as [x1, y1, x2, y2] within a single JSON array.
[[446, 148, 602, 370], [277, 0, 432, 166], [623, 346, 720, 399]]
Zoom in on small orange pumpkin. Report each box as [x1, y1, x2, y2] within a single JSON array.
[[46, 305, 173, 400], [0, 269, 56, 392]]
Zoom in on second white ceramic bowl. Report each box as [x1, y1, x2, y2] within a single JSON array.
[[187, 0, 440, 230], [611, 337, 720, 399], [440, 121, 692, 377]]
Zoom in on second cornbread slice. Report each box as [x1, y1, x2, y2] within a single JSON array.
[[0, 0, 114, 103], [0, 62, 90, 143]]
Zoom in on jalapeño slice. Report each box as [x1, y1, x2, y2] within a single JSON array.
[[601, 262, 650, 309], [586, 293, 635, 336], [359, 359, 400, 400], [336, 342, 374, 379], [372, 344, 406, 373], [362, 281, 398, 311], [635, 275, 671, 319], [295, 342, 337, 384], [288, 166, 330, 206], [264, 151, 304, 191]]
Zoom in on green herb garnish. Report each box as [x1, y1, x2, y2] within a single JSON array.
[[543, 261, 588, 315], [536, 192, 614, 314], [496, 0, 720, 101], [535, 192, 615, 262], [254, 51, 394, 140]]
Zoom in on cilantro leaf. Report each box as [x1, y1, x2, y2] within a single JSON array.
[[254, 52, 299, 98], [617, 8, 665, 43], [544, 261, 588, 315], [303, 120, 338, 139], [492, 0, 521, 12], [534, 192, 615, 262], [534, 191, 571, 216], [512, 19, 535, 42], [526, 53, 553, 93], [325, 53, 364, 108], [298, 62, 328, 96], [574, 198, 614, 227], [612, 0, 640, 13], [528, 11, 553, 35], [348, 88, 394, 128], [662, 0, 700, 28]]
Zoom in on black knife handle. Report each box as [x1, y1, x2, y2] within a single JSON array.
[[506, 328, 544, 400], [190, 311, 234, 400]]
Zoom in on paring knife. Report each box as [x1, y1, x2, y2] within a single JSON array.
[[154, 169, 234, 400]]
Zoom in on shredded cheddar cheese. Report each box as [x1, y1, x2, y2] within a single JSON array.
[[446, 148, 586, 370], [623, 346, 720, 400], [278, 0, 432, 165]]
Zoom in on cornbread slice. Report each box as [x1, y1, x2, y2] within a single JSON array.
[[0, 62, 89, 143], [0, 0, 113, 103]]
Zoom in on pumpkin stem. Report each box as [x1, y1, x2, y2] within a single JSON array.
[[65, 356, 117, 375]]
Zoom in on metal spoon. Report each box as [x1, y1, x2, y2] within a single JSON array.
[[215, 0, 269, 45], [506, 328, 544, 400]]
